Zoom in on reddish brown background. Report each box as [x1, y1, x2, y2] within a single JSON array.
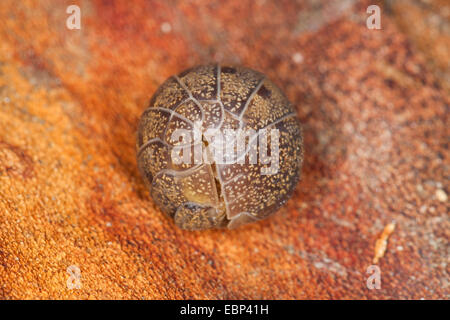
[[0, 0, 448, 299]]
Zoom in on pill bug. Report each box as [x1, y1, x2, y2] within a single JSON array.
[[137, 65, 303, 230]]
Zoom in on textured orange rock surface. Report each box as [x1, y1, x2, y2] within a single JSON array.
[[0, 0, 448, 299]]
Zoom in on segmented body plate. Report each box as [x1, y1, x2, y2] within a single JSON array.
[[137, 65, 303, 230]]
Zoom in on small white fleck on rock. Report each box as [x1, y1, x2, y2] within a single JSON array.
[[292, 52, 304, 64], [416, 184, 425, 195], [161, 22, 172, 33], [419, 205, 428, 214], [106, 222, 112, 227], [314, 262, 325, 269], [435, 189, 447, 202]]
